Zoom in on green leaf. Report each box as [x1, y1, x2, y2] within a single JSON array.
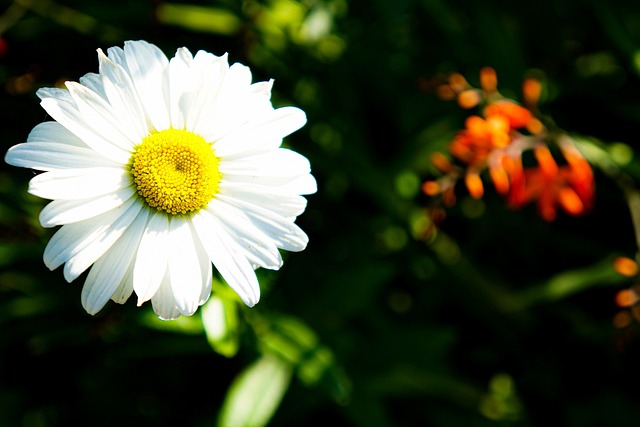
[[252, 314, 351, 403], [202, 294, 239, 358], [156, 3, 241, 36], [514, 256, 627, 308], [217, 355, 292, 427]]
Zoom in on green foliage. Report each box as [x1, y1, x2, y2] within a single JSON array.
[[217, 355, 292, 427], [3, 0, 640, 426]]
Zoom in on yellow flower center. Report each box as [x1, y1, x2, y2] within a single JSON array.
[[130, 129, 220, 215]]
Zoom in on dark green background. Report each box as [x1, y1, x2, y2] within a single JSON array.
[[2, 0, 640, 425]]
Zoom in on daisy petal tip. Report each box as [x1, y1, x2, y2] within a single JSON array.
[[42, 256, 57, 272], [38, 211, 58, 229], [240, 291, 260, 308], [81, 299, 103, 316], [4, 147, 17, 167], [62, 263, 83, 283], [179, 304, 198, 317], [157, 313, 181, 321], [289, 106, 307, 128]]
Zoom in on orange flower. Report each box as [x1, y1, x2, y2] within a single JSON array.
[[523, 78, 542, 107], [484, 100, 534, 130], [457, 89, 482, 109], [487, 151, 524, 195], [613, 257, 639, 277], [480, 67, 498, 94], [425, 66, 593, 222], [507, 143, 594, 221], [449, 115, 511, 165], [464, 170, 484, 199]]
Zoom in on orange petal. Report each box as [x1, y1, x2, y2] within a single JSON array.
[[489, 165, 510, 194], [523, 78, 542, 106], [443, 186, 457, 206], [430, 152, 453, 173], [534, 145, 559, 177], [465, 171, 484, 199], [465, 115, 489, 137], [557, 186, 584, 215], [485, 101, 533, 129], [449, 72, 469, 92], [480, 67, 497, 93], [422, 181, 441, 196], [537, 189, 557, 221], [613, 257, 639, 277], [436, 84, 456, 101], [486, 114, 510, 133], [615, 288, 639, 307], [539, 205, 557, 221], [526, 118, 545, 134], [457, 89, 481, 109]]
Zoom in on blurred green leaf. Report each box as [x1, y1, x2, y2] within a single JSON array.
[[515, 256, 627, 308], [202, 294, 239, 358], [217, 355, 292, 427], [252, 313, 351, 403], [156, 3, 241, 36]]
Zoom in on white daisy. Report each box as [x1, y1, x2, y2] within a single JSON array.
[[5, 40, 316, 320]]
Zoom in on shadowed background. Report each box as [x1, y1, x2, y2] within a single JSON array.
[[1, 0, 640, 426]]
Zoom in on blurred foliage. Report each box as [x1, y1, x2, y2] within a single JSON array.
[[3, 0, 640, 426]]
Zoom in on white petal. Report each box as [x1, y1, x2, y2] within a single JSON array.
[[62, 197, 143, 281], [28, 167, 130, 200], [66, 81, 136, 151], [212, 107, 307, 157], [287, 174, 317, 195], [219, 182, 308, 218], [38, 94, 131, 164], [133, 210, 170, 304], [111, 263, 135, 304], [293, 174, 317, 195], [216, 194, 309, 252], [195, 238, 213, 305], [197, 64, 273, 141], [191, 210, 260, 307], [168, 47, 194, 129], [123, 40, 171, 132], [43, 196, 138, 271], [5, 141, 120, 171], [250, 79, 273, 98], [37, 87, 72, 102], [219, 148, 311, 178], [207, 199, 283, 270], [270, 174, 317, 196], [39, 186, 136, 227], [106, 45, 126, 65], [167, 216, 203, 316], [151, 272, 181, 320], [27, 121, 85, 147], [184, 51, 229, 135], [81, 207, 149, 314], [97, 49, 149, 142], [79, 72, 107, 100], [221, 173, 317, 196], [226, 62, 253, 90]]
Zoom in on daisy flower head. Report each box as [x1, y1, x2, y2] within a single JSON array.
[[5, 40, 316, 320]]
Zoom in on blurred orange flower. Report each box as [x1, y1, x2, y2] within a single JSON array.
[[425, 67, 595, 222], [507, 143, 594, 221]]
